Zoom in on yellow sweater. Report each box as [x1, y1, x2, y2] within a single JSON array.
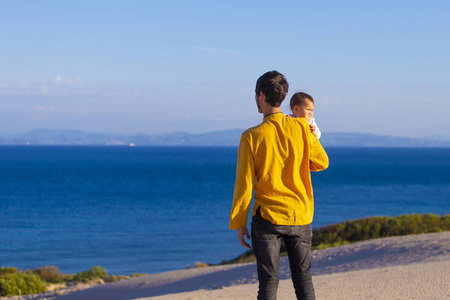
[[229, 113, 329, 230]]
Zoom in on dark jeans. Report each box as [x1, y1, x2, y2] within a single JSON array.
[[251, 210, 315, 300]]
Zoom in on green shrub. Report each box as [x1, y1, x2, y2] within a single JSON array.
[[221, 249, 256, 265], [33, 265, 63, 283], [73, 266, 108, 282], [312, 213, 450, 247], [130, 273, 147, 278], [0, 267, 17, 276], [0, 272, 47, 297], [222, 213, 449, 265], [63, 273, 75, 282], [105, 275, 129, 283], [88, 266, 108, 279]]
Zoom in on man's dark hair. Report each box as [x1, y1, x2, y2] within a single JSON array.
[[290, 92, 314, 110], [255, 71, 289, 107]]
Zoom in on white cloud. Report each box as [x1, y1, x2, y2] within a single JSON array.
[[53, 75, 63, 83], [193, 46, 240, 55], [54, 75, 83, 85], [0, 76, 89, 97]]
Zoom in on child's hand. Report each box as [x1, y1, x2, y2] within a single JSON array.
[[309, 124, 315, 134]]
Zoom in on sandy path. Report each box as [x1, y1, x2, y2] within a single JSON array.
[[144, 258, 449, 300], [53, 231, 449, 300]]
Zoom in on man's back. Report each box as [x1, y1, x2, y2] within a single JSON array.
[[230, 112, 328, 229]]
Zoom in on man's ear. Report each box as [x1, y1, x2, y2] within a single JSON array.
[[255, 91, 264, 113], [258, 91, 265, 102]]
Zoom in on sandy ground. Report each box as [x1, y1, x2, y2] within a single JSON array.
[[4, 232, 449, 300]]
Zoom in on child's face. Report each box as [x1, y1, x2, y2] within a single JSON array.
[[292, 100, 314, 121]]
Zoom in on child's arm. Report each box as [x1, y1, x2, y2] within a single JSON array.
[[309, 118, 321, 139]]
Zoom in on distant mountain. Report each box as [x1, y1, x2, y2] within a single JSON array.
[[0, 129, 449, 147], [320, 132, 450, 147], [0, 129, 243, 146], [0, 129, 129, 146]]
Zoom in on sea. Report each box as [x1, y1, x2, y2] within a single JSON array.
[[0, 146, 449, 276]]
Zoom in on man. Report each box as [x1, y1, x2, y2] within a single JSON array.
[[229, 71, 329, 300]]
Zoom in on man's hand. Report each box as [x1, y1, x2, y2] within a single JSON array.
[[237, 227, 252, 249]]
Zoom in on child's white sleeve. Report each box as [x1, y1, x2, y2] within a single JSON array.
[[309, 118, 321, 139]]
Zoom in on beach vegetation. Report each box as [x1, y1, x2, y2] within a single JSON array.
[[311, 213, 450, 248], [33, 265, 64, 283], [130, 273, 148, 278], [105, 275, 129, 283], [0, 267, 17, 276], [0, 265, 148, 297], [222, 213, 449, 265], [63, 273, 75, 282], [73, 266, 108, 282], [194, 262, 210, 268], [0, 272, 47, 297]]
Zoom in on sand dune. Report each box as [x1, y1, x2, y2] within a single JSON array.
[[52, 231, 449, 300]]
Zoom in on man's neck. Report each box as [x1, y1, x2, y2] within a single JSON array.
[[263, 107, 281, 118], [257, 92, 282, 117]]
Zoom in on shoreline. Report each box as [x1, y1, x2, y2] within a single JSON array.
[[12, 231, 447, 300]]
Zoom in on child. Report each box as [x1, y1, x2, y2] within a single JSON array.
[[287, 92, 321, 139]]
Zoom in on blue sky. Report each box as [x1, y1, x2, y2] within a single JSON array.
[[1, 1, 449, 138]]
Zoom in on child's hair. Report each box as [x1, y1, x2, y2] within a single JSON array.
[[290, 92, 314, 110]]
